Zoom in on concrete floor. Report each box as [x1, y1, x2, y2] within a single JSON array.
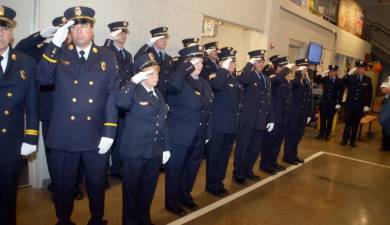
[[17, 122, 390, 225]]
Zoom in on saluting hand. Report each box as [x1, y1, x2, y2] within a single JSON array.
[[108, 29, 122, 41], [131, 69, 154, 84], [52, 20, 75, 47], [40, 26, 59, 38], [320, 70, 329, 77], [348, 67, 357, 75], [147, 35, 165, 46]]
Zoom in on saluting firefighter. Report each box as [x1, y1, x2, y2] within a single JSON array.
[[134, 27, 174, 100], [314, 65, 343, 140], [37, 6, 119, 225], [165, 44, 213, 216], [233, 50, 274, 185], [206, 47, 243, 197], [283, 58, 313, 165], [116, 53, 170, 225], [200, 42, 219, 80], [171, 38, 200, 70], [0, 5, 39, 225], [340, 60, 373, 147], [260, 56, 294, 175]]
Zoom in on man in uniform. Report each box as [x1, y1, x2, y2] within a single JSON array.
[[37, 6, 119, 225], [314, 65, 343, 140], [340, 60, 373, 147], [200, 41, 219, 80], [0, 5, 39, 225], [134, 27, 173, 100], [165, 44, 213, 216], [104, 20, 133, 179], [233, 50, 274, 185]]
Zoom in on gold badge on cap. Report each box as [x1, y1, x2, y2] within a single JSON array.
[[123, 22, 128, 27], [93, 47, 98, 54], [68, 44, 74, 51], [20, 70, 26, 80], [61, 17, 67, 24], [209, 73, 216, 80], [100, 61, 107, 71], [0, 6, 4, 16], [11, 54, 17, 61], [75, 6, 82, 16], [163, 27, 167, 32]]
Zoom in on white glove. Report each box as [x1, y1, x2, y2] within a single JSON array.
[[162, 151, 171, 164], [20, 143, 37, 156], [363, 106, 370, 112], [52, 20, 74, 47], [348, 67, 357, 75], [266, 123, 274, 132], [131, 69, 154, 84], [40, 26, 58, 38], [335, 104, 341, 110], [190, 58, 201, 66], [222, 58, 233, 70], [321, 70, 329, 77], [307, 117, 311, 124], [297, 66, 306, 71], [98, 137, 114, 154], [286, 63, 295, 70], [249, 58, 258, 65], [147, 35, 164, 46], [108, 29, 122, 41]]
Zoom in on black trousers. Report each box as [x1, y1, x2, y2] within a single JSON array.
[[233, 125, 264, 179], [382, 129, 390, 151], [50, 149, 108, 225], [206, 130, 236, 191], [0, 161, 21, 225], [284, 119, 306, 161], [42, 120, 54, 183], [260, 123, 286, 169], [342, 108, 364, 144], [319, 105, 337, 138], [165, 141, 205, 210], [110, 117, 125, 176], [121, 156, 161, 225]]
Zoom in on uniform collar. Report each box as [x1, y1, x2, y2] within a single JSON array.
[[76, 42, 93, 60], [0, 46, 10, 74], [114, 42, 124, 52], [141, 82, 155, 93]]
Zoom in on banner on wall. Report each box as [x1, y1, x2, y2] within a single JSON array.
[[290, 0, 338, 24], [338, 0, 364, 37]]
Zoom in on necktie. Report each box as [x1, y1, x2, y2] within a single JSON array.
[[258, 72, 267, 88], [359, 75, 362, 83], [159, 51, 164, 62], [120, 50, 125, 60], [149, 91, 158, 100], [79, 50, 86, 64], [0, 55, 3, 77]]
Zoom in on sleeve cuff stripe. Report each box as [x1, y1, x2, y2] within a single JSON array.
[[104, 123, 118, 127], [25, 129, 39, 136], [43, 54, 58, 63]]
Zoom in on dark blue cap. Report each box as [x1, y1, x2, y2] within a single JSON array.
[[52, 16, 67, 27], [182, 38, 199, 47], [328, 65, 339, 71], [248, 49, 266, 60], [355, 60, 367, 68], [269, 55, 280, 64], [274, 56, 289, 67], [218, 47, 236, 61], [108, 21, 129, 33], [295, 58, 309, 66], [179, 45, 205, 58], [150, 26, 168, 38], [204, 42, 219, 51], [64, 6, 95, 24], [0, 5, 16, 28], [133, 53, 159, 74]]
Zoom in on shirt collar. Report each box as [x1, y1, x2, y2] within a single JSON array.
[[76, 42, 93, 60], [114, 43, 124, 52], [0, 46, 10, 73], [141, 82, 155, 93], [153, 46, 164, 55]]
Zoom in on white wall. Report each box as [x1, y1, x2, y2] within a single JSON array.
[[335, 28, 372, 60]]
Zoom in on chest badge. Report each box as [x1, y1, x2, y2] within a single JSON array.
[[140, 101, 149, 106], [11, 53, 17, 61], [100, 61, 107, 71], [20, 70, 26, 80], [195, 91, 202, 96]]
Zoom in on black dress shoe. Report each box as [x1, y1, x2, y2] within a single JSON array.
[[233, 177, 247, 185], [166, 207, 186, 216], [260, 167, 277, 175], [246, 174, 261, 181], [206, 188, 229, 197], [183, 202, 199, 211], [295, 157, 305, 164], [324, 136, 331, 141], [340, 140, 348, 146], [273, 164, 286, 171], [350, 142, 357, 148], [283, 159, 298, 165], [315, 134, 324, 139]]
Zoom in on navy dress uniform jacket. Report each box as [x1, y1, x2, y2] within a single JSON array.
[[270, 67, 292, 125], [0, 48, 39, 164], [116, 82, 169, 159], [289, 71, 313, 122], [166, 61, 213, 146], [237, 62, 273, 130], [134, 44, 174, 99], [341, 74, 373, 110], [313, 75, 343, 108], [208, 68, 243, 134], [200, 57, 219, 80], [37, 42, 119, 152]]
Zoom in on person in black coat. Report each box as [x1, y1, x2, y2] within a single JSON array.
[[340, 60, 373, 147], [314, 65, 343, 140], [165, 44, 213, 216], [206, 47, 243, 197], [233, 50, 274, 185], [199, 42, 219, 80], [134, 27, 174, 100], [0, 6, 39, 225], [283, 59, 313, 164], [260, 56, 294, 175], [380, 78, 390, 151], [103, 21, 133, 179], [115, 54, 170, 225]]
